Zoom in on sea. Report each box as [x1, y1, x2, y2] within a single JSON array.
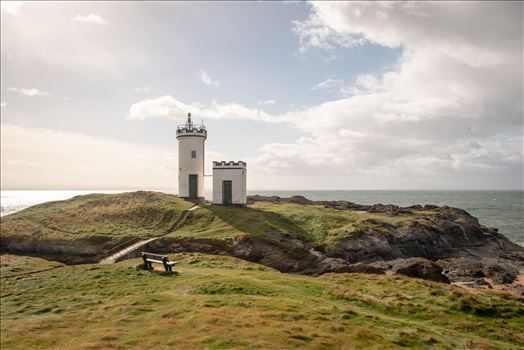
[[1, 189, 522, 246]]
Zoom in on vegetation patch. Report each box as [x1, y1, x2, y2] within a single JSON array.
[[1, 253, 523, 349], [1, 192, 193, 241]]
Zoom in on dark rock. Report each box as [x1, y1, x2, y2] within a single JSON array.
[[487, 227, 499, 234], [368, 204, 399, 213], [437, 259, 486, 280], [286, 195, 314, 205], [390, 257, 450, 283], [483, 263, 519, 284]]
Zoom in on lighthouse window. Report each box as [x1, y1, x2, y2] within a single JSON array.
[[191, 150, 196, 159]]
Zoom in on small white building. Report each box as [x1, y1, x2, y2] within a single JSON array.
[[212, 161, 247, 206]]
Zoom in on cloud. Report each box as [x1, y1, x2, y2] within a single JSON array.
[[70, 14, 107, 25], [0, 102, 6, 108], [128, 96, 283, 123], [252, 2, 523, 187], [311, 76, 384, 96], [258, 99, 276, 105], [7, 87, 49, 97], [1, 1, 23, 16], [134, 86, 152, 92], [311, 78, 343, 91], [1, 124, 178, 189], [199, 70, 220, 87], [2, 4, 138, 76]]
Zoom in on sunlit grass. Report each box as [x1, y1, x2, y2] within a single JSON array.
[[1, 192, 193, 243], [173, 202, 420, 247], [1, 254, 522, 349]]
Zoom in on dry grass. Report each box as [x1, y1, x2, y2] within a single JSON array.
[[1, 253, 522, 350], [173, 201, 416, 247], [0, 191, 193, 243]]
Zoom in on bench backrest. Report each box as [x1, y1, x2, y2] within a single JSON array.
[[142, 252, 169, 260]]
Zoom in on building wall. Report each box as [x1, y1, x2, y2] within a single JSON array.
[[177, 135, 205, 198], [213, 166, 247, 205]]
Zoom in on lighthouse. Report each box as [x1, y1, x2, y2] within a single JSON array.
[[176, 113, 207, 203]]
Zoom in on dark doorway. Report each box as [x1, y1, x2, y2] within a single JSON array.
[[189, 174, 198, 198], [222, 180, 232, 205]]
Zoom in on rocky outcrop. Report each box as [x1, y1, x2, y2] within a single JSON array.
[[247, 195, 445, 214], [389, 257, 450, 283]]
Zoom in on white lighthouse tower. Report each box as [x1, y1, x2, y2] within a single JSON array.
[[176, 112, 207, 203]]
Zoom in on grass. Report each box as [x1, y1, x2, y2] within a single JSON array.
[[0, 255, 64, 278], [0, 191, 193, 243], [2, 192, 433, 251], [1, 253, 523, 350], [173, 202, 418, 247]]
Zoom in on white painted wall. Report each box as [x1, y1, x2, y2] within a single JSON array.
[[213, 162, 247, 205], [177, 132, 206, 199]]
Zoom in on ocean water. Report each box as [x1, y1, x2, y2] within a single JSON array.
[[1, 189, 522, 246]]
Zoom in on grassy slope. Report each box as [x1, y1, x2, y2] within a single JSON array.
[[2, 192, 430, 249], [173, 202, 420, 246], [0, 192, 193, 241], [1, 254, 522, 350]]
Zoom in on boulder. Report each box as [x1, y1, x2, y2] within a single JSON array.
[[390, 257, 450, 283], [286, 195, 314, 205], [368, 204, 399, 213]]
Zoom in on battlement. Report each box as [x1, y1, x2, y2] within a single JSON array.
[[176, 125, 207, 137], [176, 112, 207, 138], [213, 161, 247, 168]]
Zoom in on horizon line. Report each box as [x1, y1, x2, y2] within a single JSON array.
[[1, 188, 523, 192]]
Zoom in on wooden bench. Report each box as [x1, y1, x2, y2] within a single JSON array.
[[141, 252, 176, 272]]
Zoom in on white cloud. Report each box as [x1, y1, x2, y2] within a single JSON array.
[[258, 99, 276, 105], [70, 14, 107, 25], [311, 78, 343, 91], [128, 96, 283, 123], [1, 124, 178, 189], [2, 4, 136, 76], [199, 70, 220, 87], [7, 87, 49, 97], [252, 2, 523, 187], [134, 86, 152, 92], [1, 1, 23, 16], [311, 76, 384, 96]]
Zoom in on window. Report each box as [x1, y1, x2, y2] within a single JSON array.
[[191, 150, 196, 159]]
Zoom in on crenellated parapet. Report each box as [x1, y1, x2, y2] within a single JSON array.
[[176, 112, 207, 139], [212, 161, 247, 168]]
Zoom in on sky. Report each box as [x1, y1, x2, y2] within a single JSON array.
[[1, 1, 523, 191]]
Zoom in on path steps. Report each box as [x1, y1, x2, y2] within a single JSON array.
[[99, 204, 199, 264]]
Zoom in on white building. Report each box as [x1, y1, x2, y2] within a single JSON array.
[[176, 113, 206, 203], [212, 161, 247, 206]]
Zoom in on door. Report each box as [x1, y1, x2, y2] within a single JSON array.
[[222, 180, 232, 205], [189, 174, 198, 198]]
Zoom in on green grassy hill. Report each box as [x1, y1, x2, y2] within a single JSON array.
[[0, 192, 429, 258], [172, 201, 417, 246], [0, 191, 193, 243], [1, 254, 523, 350]]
